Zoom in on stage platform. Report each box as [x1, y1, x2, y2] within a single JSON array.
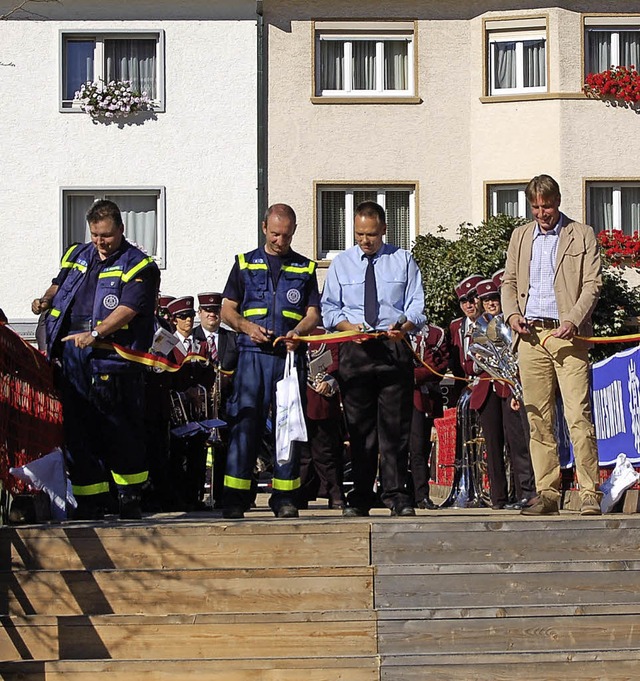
[[2, 496, 640, 680]]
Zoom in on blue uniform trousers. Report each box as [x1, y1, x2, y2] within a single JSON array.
[[223, 350, 304, 511], [59, 342, 148, 499]]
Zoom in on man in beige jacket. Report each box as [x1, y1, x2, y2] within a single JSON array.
[[502, 174, 602, 516]]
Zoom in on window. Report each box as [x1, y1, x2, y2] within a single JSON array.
[[61, 188, 166, 267], [487, 184, 532, 220], [315, 21, 415, 98], [317, 185, 415, 259], [61, 31, 164, 109], [486, 18, 547, 96], [587, 182, 640, 235], [585, 25, 640, 73]]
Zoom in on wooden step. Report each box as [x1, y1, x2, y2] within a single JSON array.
[[0, 657, 379, 681], [371, 517, 640, 566], [0, 611, 377, 661], [379, 650, 640, 681], [5, 520, 370, 571], [3, 566, 374, 616]]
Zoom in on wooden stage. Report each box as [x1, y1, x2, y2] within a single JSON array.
[[1, 496, 640, 680]]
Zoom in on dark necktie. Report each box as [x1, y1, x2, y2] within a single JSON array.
[[364, 255, 378, 329], [207, 334, 218, 362]]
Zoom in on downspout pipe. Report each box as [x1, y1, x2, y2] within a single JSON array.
[[256, 0, 267, 243]]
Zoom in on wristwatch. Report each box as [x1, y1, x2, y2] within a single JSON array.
[[90, 330, 102, 340]]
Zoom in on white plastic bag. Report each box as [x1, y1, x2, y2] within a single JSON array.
[[275, 350, 308, 464], [600, 453, 640, 514]]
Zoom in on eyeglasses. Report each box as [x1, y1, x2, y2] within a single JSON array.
[[175, 312, 195, 320], [459, 294, 477, 304]]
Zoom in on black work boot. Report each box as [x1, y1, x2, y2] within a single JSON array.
[[118, 490, 143, 520]]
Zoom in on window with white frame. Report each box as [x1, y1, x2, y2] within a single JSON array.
[[315, 21, 415, 97], [486, 17, 547, 96], [587, 182, 640, 236], [317, 185, 415, 259], [61, 31, 164, 109], [585, 21, 640, 73], [488, 184, 532, 220], [62, 189, 166, 267]]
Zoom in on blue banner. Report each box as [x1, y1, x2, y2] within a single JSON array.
[[591, 346, 640, 466]]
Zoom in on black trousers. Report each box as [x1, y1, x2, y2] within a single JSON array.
[[409, 407, 435, 503], [478, 390, 535, 506], [299, 418, 345, 505], [339, 338, 413, 510]]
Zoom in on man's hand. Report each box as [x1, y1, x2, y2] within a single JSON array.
[[314, 380, 332, 396], [551, 320, 577, 340], [283, 328, 301, 351], [245, 322, 273, 345], [32, 298, 51, 315], [509, 314, 530, 336], [61, 331, 96, 349]]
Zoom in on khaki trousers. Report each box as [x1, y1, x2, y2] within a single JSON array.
[[518, 330, 599, 501]]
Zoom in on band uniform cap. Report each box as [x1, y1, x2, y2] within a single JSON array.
[[492, 269, 505, 289], [455, 274, 483, 299], [158, 295, 176, 310], [476, 279, 499, 299], [197, 292, 222, 308], [167, 296, 195, 316]]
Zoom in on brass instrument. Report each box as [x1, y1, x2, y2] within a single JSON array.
[[468, 313, 523, 402]]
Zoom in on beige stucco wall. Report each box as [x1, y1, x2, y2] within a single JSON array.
[[266, 0, 640, 277]]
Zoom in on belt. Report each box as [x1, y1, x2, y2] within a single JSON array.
[[529, 317, 560, 330]]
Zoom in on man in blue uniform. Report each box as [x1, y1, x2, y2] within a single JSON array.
[[32, 200, 159, 520], [221, 203, 321, 519]]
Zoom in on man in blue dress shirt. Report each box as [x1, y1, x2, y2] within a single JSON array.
[[322, 201, 426, 517]]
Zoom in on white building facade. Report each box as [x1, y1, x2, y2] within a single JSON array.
[[0, 0, 258, 328]]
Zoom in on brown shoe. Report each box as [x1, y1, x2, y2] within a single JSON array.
[[520, 496, 559, 516], [580, 495, 602, 516]]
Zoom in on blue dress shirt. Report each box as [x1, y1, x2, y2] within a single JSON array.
[[321, 243, 426, 331]]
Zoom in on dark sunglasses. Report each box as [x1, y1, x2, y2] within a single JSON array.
[[459, 294, 477, 304], [200, 306, 220, 313], [175, 312, 195, 320]]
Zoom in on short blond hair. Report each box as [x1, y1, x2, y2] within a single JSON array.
[[525, 175, 561, 202]]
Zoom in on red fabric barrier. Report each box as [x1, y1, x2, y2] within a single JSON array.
[[433, 407, 457, 488], [0, 323, 63, 495]]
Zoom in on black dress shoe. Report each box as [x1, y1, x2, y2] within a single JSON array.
[[417, 498, 437, 510], [505, 497, 529, 510], [342, 506, 369, 517], [491, 503, 506, 510], [223, 506, 245, 519], [328, 499, 345, 510], [391, 505, 416, 517]]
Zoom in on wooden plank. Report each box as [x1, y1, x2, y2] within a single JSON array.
[[375, 569, 640, 610], [371, 523, 640, 566], [5, 522, 371, 571], [0, 614, 377, 661], [378, 613, 640, 656], [3, 567, 374, 616], [0, 657, 379, 681]]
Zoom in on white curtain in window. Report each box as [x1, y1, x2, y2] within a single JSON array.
[[65, 40, 95, 100], [620, 31, 640, 69], [352, 41, 376, 90], [107, 194, 157, 256], [494, 42, 516, 89], [589, 187, 614, 231], [587, 31, 611, 73], [106, 39, 156, 98], [321, 191, 346, 252], [386, 191, 411, 250], [66, 195, 95, 247], [384, 41, 408, 90], [524, 40, 546, 87], [494, 190, 519, 218], [320, 41, 344, 90], [353, 190, 377, 209], [621, 187, 640, 236]]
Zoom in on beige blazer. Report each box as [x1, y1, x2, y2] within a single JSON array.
[[501, 216, 602, 342]]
